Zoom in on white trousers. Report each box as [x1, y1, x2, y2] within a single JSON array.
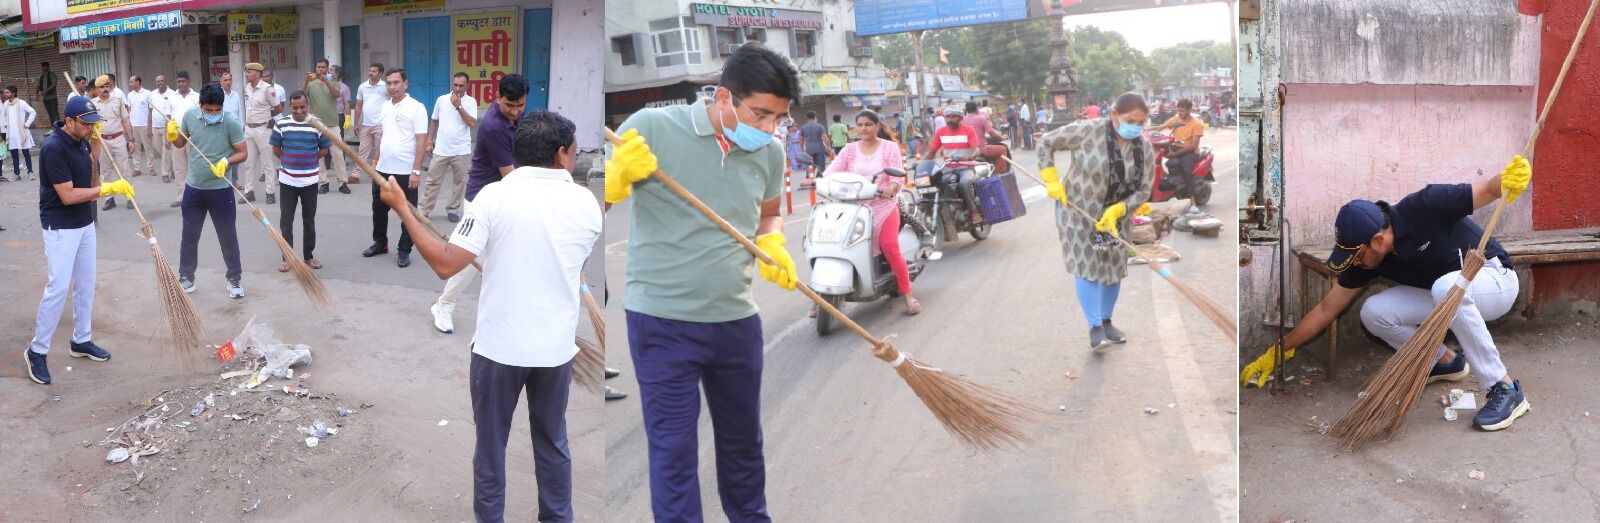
[[30, 225, 97, 354], [1359, 258, 1518, 386]]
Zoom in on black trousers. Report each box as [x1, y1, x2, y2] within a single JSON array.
[[278, 181, 319, 260], [42, 97, 59, 126], [1167, 151, 1199, 194], [471, 352, 574, 523], [371, 172, 418, 252]]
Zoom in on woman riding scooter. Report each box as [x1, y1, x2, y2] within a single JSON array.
[[1037, 92, 1156, 350], [810, 110, 921, 317]]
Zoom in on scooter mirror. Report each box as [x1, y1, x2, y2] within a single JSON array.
[[883, 168, 907, 178]]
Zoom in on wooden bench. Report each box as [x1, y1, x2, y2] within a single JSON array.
[[1291, 227, 1600, 380]]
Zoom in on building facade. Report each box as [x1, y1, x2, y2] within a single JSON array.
[[604, 0, 891, 129]]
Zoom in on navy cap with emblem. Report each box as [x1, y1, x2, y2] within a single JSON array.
[[1326, 199, 1385, 274]]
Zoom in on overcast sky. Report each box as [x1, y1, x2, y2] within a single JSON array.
[[1061, 2, 1233, 54]]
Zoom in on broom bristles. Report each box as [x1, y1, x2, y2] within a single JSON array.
[[251, 208, 333, 310], [148, 239, 207, 354], [573, 337, 604, 392], [582, 285, 605, 349], [884, 343, 1041, 450], [1331, 253, 1483, 450], [1163, 272, 1237, 342]]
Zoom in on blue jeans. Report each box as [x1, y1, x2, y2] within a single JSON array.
[[1074, 277, 1122, 328]]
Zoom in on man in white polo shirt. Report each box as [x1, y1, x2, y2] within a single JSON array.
[[124, 75, 152, 178], [420, 72, 477, 223], [352, 62, 388, 185], [364, 68, 430, 268], [376, 110, 600, 523]]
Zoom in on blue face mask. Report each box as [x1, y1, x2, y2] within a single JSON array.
[[719, 95, 774, 152], [201, 111, 223, 125], [1116, 120, 1143, 140]]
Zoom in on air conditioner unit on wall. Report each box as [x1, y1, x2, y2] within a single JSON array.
[[850, 46, 873, 58], [719, 43, 742, 56]]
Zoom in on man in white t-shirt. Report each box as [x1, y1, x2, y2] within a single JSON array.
[[165, 71, 200, 207], [375, 110, 600, 523], [148, 74, 173, 183], [263, 70, 287, 114], [363, 68, 431, 269], [420, 72, 478, 223], [353, 63, 389, 185], [124, 75, 153, 178]]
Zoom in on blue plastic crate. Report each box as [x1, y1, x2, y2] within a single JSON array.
[[975, 172, 1026, 224]]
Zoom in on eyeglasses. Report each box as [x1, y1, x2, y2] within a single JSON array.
[[730, 95, 781, 127]]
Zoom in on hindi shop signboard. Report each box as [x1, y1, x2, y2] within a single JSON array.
[[452, 12, 518, 107], [61, 11, 183, 42], [364, 0, 445, 16], [67, 0, 163, 15], [689, 3, 824, 30], [227, 13, 300, 43]]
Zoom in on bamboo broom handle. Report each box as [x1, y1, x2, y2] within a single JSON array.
[[1477, 0, 1599, 251], [67, 72, 153, 227], [602, 127, 891, 354], [1000, 157, 1157, 266], [148, 103, 284, 231]]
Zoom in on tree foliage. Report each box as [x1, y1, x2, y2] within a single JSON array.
[[1148, 40, 1232, 88], [963, 19, 1054, 100]]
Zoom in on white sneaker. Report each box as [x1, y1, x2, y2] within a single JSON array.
[[431, 302, 455, 333], [227, 278, 244, 299]]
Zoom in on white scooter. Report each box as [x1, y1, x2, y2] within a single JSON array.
[[804, 169, 926, 336]]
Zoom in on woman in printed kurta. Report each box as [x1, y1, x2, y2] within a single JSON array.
[[1036, 92, 1154, 349]]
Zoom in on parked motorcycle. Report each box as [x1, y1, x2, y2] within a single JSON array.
[[804, 169, 927, 335], [1146, 129, 1217, 207]]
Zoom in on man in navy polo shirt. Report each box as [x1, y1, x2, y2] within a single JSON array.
[[1242, 156, 1533, 431], [25, 95, 136, 385]]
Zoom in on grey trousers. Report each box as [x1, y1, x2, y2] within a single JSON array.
[[1359, 257, 1518, 386]]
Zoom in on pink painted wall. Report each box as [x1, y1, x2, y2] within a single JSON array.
[[1281, 83, 1536, 248]]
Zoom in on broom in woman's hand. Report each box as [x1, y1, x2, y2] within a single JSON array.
[[1330, 0, 1597, 451], [149, 103, 332, 311], [301, 117, 605, 391], [1004, 158, 1236, 343], [606, 127, 1038, 450], [67, 73, 207, 353]]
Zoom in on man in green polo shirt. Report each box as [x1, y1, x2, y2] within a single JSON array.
[[828, 113, 850, 154], [606, 42, 798, 522], [303, 58, 343, 194]]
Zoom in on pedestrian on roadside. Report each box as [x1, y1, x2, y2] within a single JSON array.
[[263, 70, 287, 114], [92, 75, 134, 211], [800, 111, 829, 175], [1, 85, 38, 181], [606, 42, 798, 522], [362, 68, 429, 269], [420, 72, 478, 223], [73, 76, 87, 97], [1035, 92, 1154, 350], [270, 91, 331, 272], [172, 82, 249, 299], [37, 62, 58, 124], [331, 64, 354, 194], [25, 94, 134, 385], [427, 74, 528, 334], [148, 75, 173, 185], [220, 71, 242, 123], [302, 58, 342, 196], [376, 110, 600, 523], [241, 63, 281, 204], [125, 75, 153, 178], [828, 113, 850, 153], [353, 62, 387, 186]]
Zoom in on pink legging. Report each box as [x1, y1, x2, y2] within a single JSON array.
[[879, 211, 912, 294]]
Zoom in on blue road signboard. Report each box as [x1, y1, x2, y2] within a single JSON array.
[[61, 11, 183, 42], [855, 0, 1030, 37]]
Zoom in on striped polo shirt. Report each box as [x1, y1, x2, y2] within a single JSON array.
[[269, 114, 332, 187]]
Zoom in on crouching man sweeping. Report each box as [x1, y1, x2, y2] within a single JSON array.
[[1241, 156, 1532, 431], [377, 110, 600, 522]]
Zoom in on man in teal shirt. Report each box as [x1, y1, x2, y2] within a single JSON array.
[[172, 83, 249, 298], [606, 42, 798, 522]]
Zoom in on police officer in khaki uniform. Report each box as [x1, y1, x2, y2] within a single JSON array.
[[92, 75, 134, 211], [240, 62, 280, 204]]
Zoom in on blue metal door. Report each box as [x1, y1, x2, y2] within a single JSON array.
[[403, 16, 451, 109], [523, 8, 551, 109]]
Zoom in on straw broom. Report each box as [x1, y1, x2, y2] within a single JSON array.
[[606, 127, 1038, 450], [67, 75, 207, 353], [1005, 158, 1236, 342], [300, 117, 605, 391], [149, 103, 332, 310], [1329, 0, 1598, 450]]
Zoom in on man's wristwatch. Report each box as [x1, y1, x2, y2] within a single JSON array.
[[411, 169, 421, 176]]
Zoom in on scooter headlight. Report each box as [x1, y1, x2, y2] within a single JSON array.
[[846, 215, 868, 247]]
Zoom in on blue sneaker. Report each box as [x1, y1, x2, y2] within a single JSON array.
[[24, 349, 49, 384], [1474, 380, 1529, 431], [69, 340, 111, 362], [1426, 353, 1470, 384]]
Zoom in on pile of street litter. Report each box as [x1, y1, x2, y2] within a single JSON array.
[[88, 318, 379, 514], [1129, 213, 1182, 264]]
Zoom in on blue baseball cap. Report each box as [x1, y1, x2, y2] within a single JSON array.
[[64, 95, 101, 123], [1326, 199, 1385, 273]]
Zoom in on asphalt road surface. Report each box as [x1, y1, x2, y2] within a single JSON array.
[[603, 129, 1241, 522]]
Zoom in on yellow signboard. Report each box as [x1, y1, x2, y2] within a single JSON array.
[[452, 11, 518, 106], [227, 14, 300, 43], [67, 0, 161, 15], [363, 0, 446, 16]]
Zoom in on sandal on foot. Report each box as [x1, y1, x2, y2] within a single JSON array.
[[905, 299, 922, 316], [278, 262, 291, 273], [306, 259, 322, 270]]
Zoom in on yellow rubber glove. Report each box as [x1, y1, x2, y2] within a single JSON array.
[[1133, 202, 1153, 217], [210, 158, 230, 179], [93, 121, 103, 142], [99, 178, 135, 199], [1500, 154, 1530, 204], [754, 232, 798, 291], [604, 128, 658, 204], [342, 116, 352, 131], [1096, 202, 1127, 236], [1240, 344, 1295, 388], [1040, 166, 1067, 205], [166, 119, 179, 143]]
